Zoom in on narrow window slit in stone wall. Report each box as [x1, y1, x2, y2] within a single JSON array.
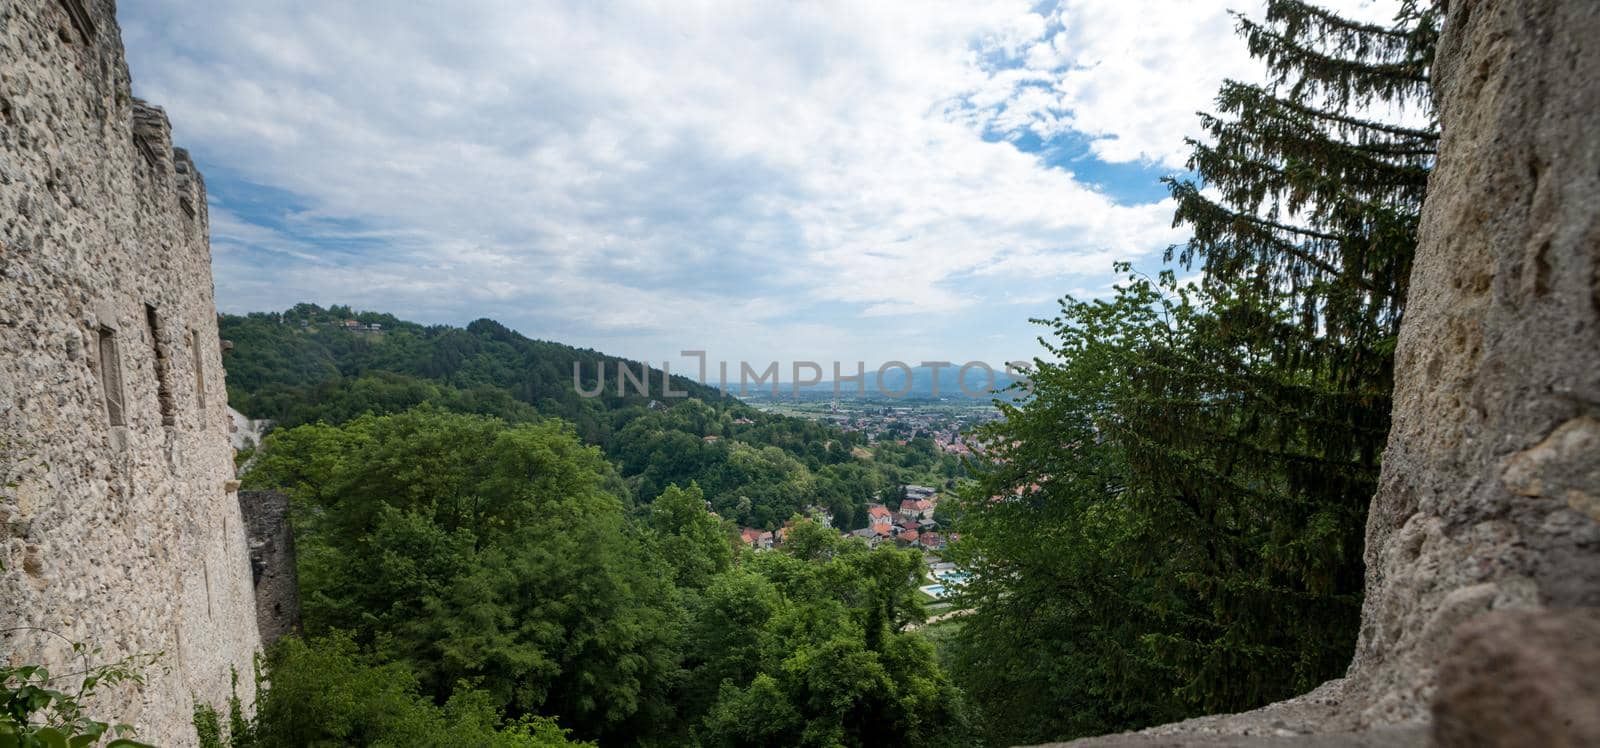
[[97, 327, 125, 426], [146, 304, 176, 426], [134, 137, 160, 171], [190, 328, 206, 412], [55, 0, 96, 42]]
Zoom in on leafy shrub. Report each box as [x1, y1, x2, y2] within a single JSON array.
[[0, 632, 158, 748], [247, 632, 589, 747]]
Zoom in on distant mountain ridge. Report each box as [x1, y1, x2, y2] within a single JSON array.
[[219, 303, 729, 441], [841, 363, 1022, 398], [726, 364, 1023, 399]]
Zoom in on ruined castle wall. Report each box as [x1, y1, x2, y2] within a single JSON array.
[[0, 0, 262, 744], [1341, 0, 1600, 725], [238, 490, 300, 645]]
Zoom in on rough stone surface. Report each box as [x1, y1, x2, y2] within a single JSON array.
[[226, 405, 270, 453], [1044, 728, 1426, 748], [1431, 608, 1600, 747], [1046, 0, 1600, 745], [1340, 0, 1600, 727], [1046, 682, 1427, 747], [238, 490, 301, 645], [0, 0, 261, 744]]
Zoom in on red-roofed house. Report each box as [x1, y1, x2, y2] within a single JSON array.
[[899, 498, 934, 520], [740, 528, 775, 550], [867, 503, 893, 528]]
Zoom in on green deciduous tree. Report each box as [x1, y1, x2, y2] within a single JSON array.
[[650, 483, 735, 590], [688, 535, 972, 747], [250, 633, 590, 747], [246, 409, 681, 744]]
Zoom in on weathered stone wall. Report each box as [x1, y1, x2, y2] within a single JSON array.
[[238, 490, 301, 645], [1341, 0, 1600, 726], [1431, 608, 1600, 746], [0, 0, 262, 744]]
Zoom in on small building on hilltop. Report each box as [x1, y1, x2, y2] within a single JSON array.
[[0, 0, 261, 742]]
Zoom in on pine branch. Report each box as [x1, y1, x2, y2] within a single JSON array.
[[1185, 142, 1427, 225], [1262, 0, 1413, 44], [1238, 19, 1430, 107], [1217, 81, 1437, 141], [1201, 113, 1433, 191], [1167, 180, 1395, 299], [1241, 18, 1430, 79]]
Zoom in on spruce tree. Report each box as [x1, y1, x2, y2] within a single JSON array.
[[1148, 0, 1435, 706], [951, 1, 1442, 741], [1124, 0, 1440, 713]]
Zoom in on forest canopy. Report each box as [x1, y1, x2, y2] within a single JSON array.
[[242, 409, 972, 746]]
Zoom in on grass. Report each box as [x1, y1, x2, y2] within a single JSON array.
[[918, 618, 966, 665]]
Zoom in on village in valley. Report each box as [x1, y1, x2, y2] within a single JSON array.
[[735, 482, 971, 609], [728, 394, 997, 608], [746, 394, 1003, 457]]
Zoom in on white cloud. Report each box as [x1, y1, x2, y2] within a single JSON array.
[[968, 0, 1410, 168], [119, 0, 1401, 365]]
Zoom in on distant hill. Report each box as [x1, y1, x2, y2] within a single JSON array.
[[861, 363, 1021, 399], [219, 303, 729, 442], [218, 303, 965, 527]]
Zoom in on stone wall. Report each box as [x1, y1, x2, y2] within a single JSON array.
[[0, 0, 261, 744], [1341, 0, 1600, 726], [238, 490, 301, 645]]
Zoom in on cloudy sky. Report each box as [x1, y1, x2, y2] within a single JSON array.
[[120, 0, 1401, 370]]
